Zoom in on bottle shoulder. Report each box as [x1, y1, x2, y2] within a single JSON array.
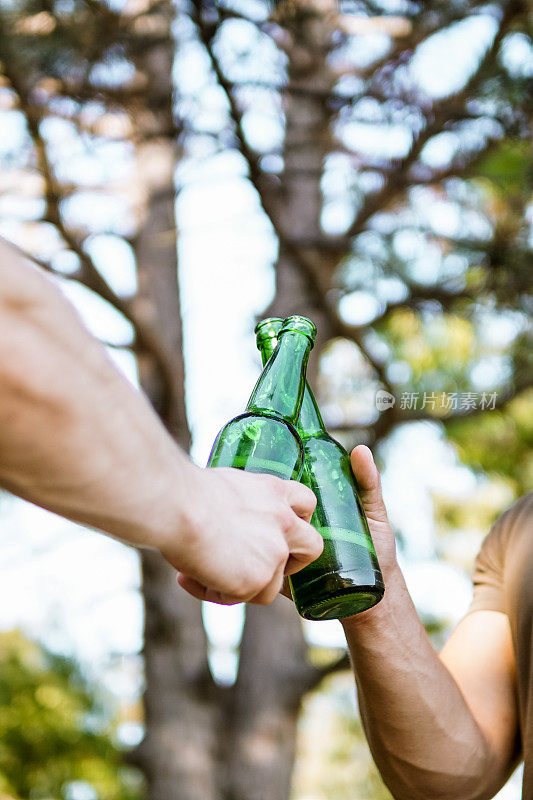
[[213, 411, 305, 456], [231, 410, 303, 437], [208, 410, 305, 476], [302, 430, 349, 457]]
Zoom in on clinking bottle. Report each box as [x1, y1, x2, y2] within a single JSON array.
[[207, 316, 316, 484], [256, 317, 384, 621]]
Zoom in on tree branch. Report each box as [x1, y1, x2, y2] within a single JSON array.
[[304, 652, 350, 693], [337, 284, 476, 321], [331, 373, 533, 447], [0, 33, 177, 412], [352, 0, 489, 81], [190, 0, 282, 229], [342, 1, 517, 241]]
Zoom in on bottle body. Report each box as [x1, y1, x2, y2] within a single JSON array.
[[256, 317, 384, 621], [291, 433, 384, 620], [207, 411, 304, 480]]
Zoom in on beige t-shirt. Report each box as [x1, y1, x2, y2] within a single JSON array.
[[469, 492, 533, 797]]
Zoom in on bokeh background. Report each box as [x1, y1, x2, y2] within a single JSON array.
[[0, 0, 532, 798]]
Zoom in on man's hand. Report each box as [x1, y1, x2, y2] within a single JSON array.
[[168, 466, 322, 606], [350, 444, 398, 584]]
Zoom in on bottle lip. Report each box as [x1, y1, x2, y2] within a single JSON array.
[[255, 317, 283, 344], [279, 315, 317, 343], [254, 317, 284, 338]]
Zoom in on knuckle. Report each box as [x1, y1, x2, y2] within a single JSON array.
[[241, 568, 269, 597], [275, 540, 290, 565], [277, 507, 294, 532], [233, 583, 253, 602], [257, 580, 281, 605], [265, 474, 283, 492], [299, 482, 315, 499], [307, 491, 318, 510], [296, 531, 322, 563]]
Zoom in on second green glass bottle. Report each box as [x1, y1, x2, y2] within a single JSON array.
[[256, 318, 385, 621]]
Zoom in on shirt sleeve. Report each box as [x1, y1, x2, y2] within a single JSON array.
[[467, 515, 507, 615], [468, 493, 533, 616]]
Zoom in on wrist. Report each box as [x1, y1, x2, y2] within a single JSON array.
[[341, 562, 406, 632], [146, 459, 205, 563]]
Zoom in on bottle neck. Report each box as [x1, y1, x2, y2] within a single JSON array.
[[257, 335, 325, 434], [298, 385, 325, 435], [248, 331, 312, 424]]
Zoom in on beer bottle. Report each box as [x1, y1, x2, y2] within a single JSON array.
[[255, 318, 384, 620], [208, 316, 316, 483]]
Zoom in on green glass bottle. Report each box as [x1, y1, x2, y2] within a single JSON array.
[[256, 318, 384, 621], [207, 316, 316, 484]]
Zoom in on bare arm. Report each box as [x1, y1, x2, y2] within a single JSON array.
[[342, 446, 519, 800], [0, 237, 322, 604]]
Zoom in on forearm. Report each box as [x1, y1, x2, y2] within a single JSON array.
[[342, 568, 494, 800], [0, 237, 195, 550]]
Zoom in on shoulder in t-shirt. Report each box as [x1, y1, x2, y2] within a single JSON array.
[[468, 492, 533, 615]]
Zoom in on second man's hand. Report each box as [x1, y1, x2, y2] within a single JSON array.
[[165, 465, 322, 606], [349, 444, 400, 585]]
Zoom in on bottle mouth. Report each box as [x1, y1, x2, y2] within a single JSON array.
[[255, 317, 283, 345], [280, 315, 317, 343]]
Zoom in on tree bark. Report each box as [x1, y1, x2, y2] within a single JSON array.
[[265, 10, 337, 379], [223, 600, 314, 800], [139, 552, 221, 800], [130, 6, 222, 799], [224, 14, 337, 800], [129, 7, 338, 799]]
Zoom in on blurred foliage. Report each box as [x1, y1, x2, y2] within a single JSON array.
[[475, 139, 532, 199], [447, 389, 533, 497], [382, 309, 479, 392], [0, 631, 142, 800], [433, 477, 516, 572]]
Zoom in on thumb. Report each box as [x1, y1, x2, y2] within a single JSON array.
[[350, 445, 389, 525]]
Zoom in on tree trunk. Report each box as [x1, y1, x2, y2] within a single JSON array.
[[130, 6, 222, 799], [139, 552, 221, 800], [223, 600, 314, 800], [133, 6, 338, 800], [265, 8, 337, 378], [224, 13, 337, 800]]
